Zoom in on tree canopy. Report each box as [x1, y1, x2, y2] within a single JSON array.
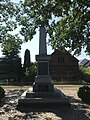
[[1, 34, 22, 59], [0, 0, 23, 58], [0, 0, 90, 56]]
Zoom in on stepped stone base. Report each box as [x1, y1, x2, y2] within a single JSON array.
[[17, 87, 70, 112], [33, 82, 54, 92], [33, 75, 54, 92]]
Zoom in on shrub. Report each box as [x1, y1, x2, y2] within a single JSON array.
[[79, 65, 90, 83], [0, 86, 5, 101], [77, 86, 90, 104]]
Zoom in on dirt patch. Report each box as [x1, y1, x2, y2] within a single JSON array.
[[0, 86, 90, 120]]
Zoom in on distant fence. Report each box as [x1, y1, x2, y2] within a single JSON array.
[[0, 80, 89, 86], [0, 80, 33, 86]]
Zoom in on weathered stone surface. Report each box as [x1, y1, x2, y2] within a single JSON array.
[[39, 25, 47, 55], [33, 25, 53, 92], [38, 62, 48, 75], [17, 87, 70, 111], [33, 82, 54, 92]]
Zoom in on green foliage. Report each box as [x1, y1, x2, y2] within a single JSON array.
[[0, 86, 5, 101], [0, 0, 23, 57], [23, 49, 31, 68], [13, 58, 22, 81], [23, 49, 37, 82], [0, 0, 90, 55], [77, 86, 90, 104], [79, 65, 90, 75], [23, 62, 37, 83], [18, 0, 90, 55], [79, 65, 90, 82], [49, 0, 90, 55], [0, 58, 22, 81], [1, 34, 23, 59], [16, 0, 72, 41], [0, 0, 21, 41]]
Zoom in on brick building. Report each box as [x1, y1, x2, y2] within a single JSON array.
[[49, 49, 82, 82]]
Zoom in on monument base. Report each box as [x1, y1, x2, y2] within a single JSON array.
[[17, 87, 70, 112], [33, 75, 54, 92]]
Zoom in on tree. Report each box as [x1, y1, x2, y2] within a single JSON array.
[[13, 58, 22, 82], [24, 62, 37, 83], [0, 1, 23, 83], [17, 0, 90, 55], [0, 0, 21, 41], [23, 49, 31, 77], [79, 65, 90, 83], [0, 0, 90, 56], [23, 49, 36, 82], [0, 0, 23, 58], [1, 34, 22, 59], [23, 49, 31, 82], [50, 0, 90, 55], [0, 58, 22, 82], [23, 49, 31, 68]]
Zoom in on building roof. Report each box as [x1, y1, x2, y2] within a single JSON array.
[[85, 61, 90, 66], [51, 49, 78, 62], [79, 58, 90, 66]]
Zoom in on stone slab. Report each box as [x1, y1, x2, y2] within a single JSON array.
[[36, 55, 51, 61], [17, 87, 70, 111], [35, 75, 52, 83], [33, 82, 54, 92]]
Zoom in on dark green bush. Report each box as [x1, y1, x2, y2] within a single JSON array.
[[77, 86, 90, 104], [0, 86, 5, 101]]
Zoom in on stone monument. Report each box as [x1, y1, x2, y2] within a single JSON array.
[[17, 24, 70, 111], [33, 24, 54, 92]]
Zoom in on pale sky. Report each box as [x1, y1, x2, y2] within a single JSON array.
[[0, 0, 90, 64]]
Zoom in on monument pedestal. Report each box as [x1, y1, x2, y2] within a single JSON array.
[[33, 75, 54, 92], [33, 55, 54, 92]]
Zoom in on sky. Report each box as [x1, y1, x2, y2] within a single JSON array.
[[0, 0, 90, 64]]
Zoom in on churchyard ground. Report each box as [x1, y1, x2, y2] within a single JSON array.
[[0, 85, 90, 120]]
